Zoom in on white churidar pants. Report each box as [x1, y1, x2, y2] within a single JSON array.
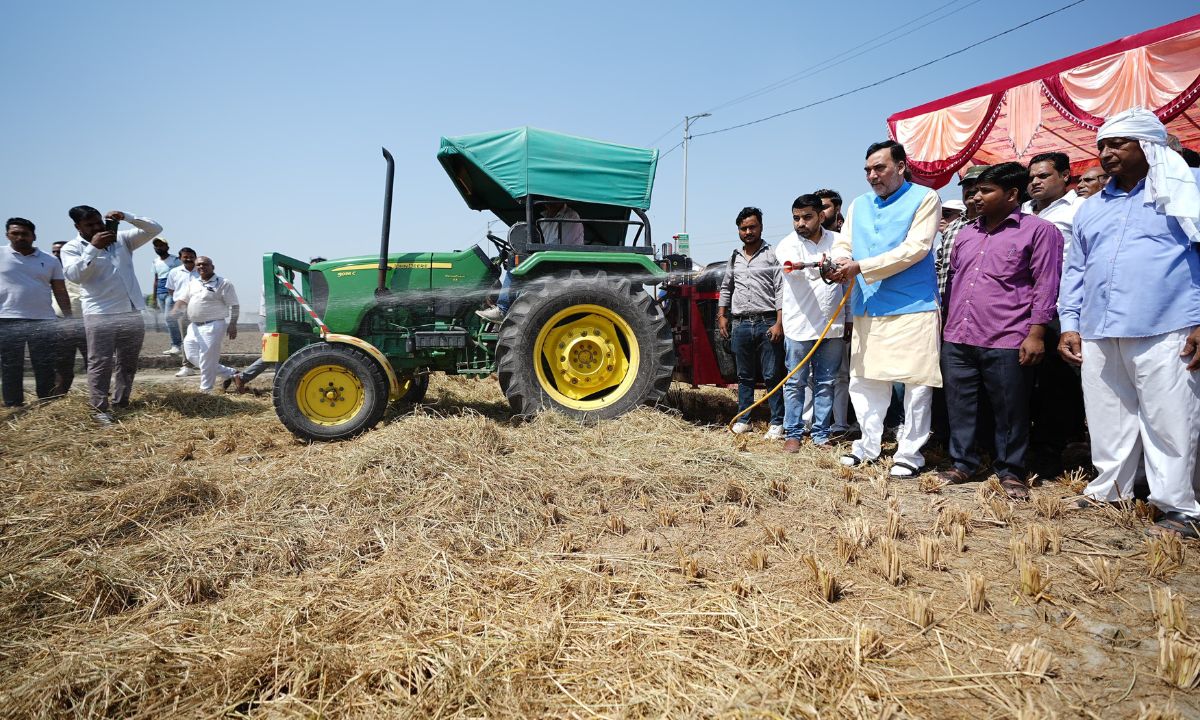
[[183, 319, 236, 392], [1081, 328, 1200, 516], [849, 377, 932, 468]]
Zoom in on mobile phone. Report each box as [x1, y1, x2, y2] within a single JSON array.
[[105, 218, 119, 234]]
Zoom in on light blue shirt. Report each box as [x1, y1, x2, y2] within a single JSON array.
[[61, 213, 162, 316], [1059, 170, 1200, 340]]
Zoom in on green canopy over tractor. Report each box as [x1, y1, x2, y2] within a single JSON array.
[[436, 127, 659, 224]]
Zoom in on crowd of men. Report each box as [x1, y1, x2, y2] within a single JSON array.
[[0, 207, 242, 424], [718, 108, 1200, 538], [3, 108, 1200, 537]]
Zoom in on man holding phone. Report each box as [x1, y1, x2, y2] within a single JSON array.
[[60, 206, 162, 424]]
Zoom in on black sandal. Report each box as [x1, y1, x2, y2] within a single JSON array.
[[840, 454, 863, 467], [1149, 511, 1200, 540], [890, 462, 922, 477]]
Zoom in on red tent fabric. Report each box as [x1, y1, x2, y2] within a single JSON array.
[[887, 14, 1200, 188]]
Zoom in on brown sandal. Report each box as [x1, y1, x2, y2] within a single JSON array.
[[937, 467, 971, 484], [998, 474, 1030, 502]]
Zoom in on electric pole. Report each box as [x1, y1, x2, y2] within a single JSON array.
[[682, 112, 710, 234]]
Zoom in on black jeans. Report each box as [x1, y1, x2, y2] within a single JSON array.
[[941, 341, 1032, 478], [1029, 322, 1086, 468], [53, 317, 88, 396], [0, 319, 58, 406]]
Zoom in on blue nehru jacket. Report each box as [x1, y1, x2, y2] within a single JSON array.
[[849, 181, 940, 317]]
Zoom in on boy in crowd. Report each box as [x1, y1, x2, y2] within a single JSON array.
[[938, 163, 1064, 499]]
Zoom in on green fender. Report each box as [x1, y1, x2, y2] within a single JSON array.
[[510, 251, 665, 279]]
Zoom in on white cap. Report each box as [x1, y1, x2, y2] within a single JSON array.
[[942, 199, 967, 214]]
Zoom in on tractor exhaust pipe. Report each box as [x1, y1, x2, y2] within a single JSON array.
[[376, 147, 395, 297]]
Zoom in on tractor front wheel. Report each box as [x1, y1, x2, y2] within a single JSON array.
[[274, 343, 389, 441], [495, 270, 673, 420]]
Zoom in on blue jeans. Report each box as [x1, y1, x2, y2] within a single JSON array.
[[783, 337, 844, 442], [160, 292, 183, 347], [730, 318, 785, 426], [497, 270, 513, 313]]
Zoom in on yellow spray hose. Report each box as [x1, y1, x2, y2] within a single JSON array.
[[726, 288, 852, 432]]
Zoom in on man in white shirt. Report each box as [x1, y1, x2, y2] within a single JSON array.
[[60, 207, 163, 423], [1023, 152, 1086, 478], [775, 195, 847, 452], [1, 218, 73, 406], [171, 256, 239, 392], [149, 238, 182, 355], [165, 248, 200, 377], [1023, 152, 1079, 258]]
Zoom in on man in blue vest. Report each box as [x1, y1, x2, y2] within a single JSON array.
[[830, 141, 942, 477]]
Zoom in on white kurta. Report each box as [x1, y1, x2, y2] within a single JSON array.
[[832, 188, 942, 387]]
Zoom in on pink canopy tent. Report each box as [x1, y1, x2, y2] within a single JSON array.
[[887, 14, 1200, 188]]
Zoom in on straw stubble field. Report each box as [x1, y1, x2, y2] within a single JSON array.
[[0, 376, 1197, 718]]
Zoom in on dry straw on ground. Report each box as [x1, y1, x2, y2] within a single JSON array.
[[1, 378, 1198, 718]]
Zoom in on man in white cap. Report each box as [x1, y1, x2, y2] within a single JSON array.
[[1059, 107, 1200, 537], [938, 200, 966, 235]]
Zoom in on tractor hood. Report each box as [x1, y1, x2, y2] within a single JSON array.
[[436, 127, 658, 225]]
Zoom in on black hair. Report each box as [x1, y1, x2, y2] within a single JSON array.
[[178, 246, 196, 256], [792, 194, 824, 214], [1182, 148, 1200, 168], [6, 217, 35, 233], [68, 205, 101, 222], [735, 207, 763, 226], [812, 188, 842, 208], [976, 162, 1029, 195], [1029, 152, 1070, 174], [865, 140, 907, 164]]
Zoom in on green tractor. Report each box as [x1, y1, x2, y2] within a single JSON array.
[[263, 127, 676, 441]]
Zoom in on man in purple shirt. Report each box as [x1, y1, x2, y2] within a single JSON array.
[[937, 163, 1064, 499]]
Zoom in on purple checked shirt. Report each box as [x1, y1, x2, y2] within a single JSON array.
[[943, 210, 1063, 349]]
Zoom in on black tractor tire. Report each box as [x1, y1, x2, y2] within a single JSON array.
[[401, 373, 429, 403], [274, 343, 389, 441], [495, 270, 674, 420]]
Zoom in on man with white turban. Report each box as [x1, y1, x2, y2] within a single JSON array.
[[1058, 107, 1200, 537]]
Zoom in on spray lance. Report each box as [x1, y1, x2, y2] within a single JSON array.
[[782, 253, 840, 285], [726, 253, 851, 432]]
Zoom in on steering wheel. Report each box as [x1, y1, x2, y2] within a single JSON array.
[[486, 232, 513, 262]]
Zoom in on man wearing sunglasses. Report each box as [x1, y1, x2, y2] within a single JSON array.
[[170, 256, 239, 392]]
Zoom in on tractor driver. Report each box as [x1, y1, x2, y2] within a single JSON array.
[[476, 202, 585, 323], [539, 202, 585, 246]]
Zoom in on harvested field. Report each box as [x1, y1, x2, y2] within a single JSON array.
[[1, 376, 1197, 718]]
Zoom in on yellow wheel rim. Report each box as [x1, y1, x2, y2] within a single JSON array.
[[533, 303, 639, 411], [295, 364, 365, 426]]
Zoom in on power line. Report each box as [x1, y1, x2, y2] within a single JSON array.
[[645, 119, 685, 148], [659, 140, 684, 159], [703, 0, 984, 115], [691, 0, 1089, 141]]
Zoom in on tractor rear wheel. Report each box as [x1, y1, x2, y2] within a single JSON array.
[[274, 343, 389, 441], [495, 270, 673, 420]]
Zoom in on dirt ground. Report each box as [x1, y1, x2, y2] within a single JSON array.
[[0, 377, 1196, 718]]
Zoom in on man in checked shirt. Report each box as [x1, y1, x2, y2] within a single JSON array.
[[717, 207, 785, 438]]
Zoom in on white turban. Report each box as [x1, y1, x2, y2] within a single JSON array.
[[1097, 107, 1200, 243]]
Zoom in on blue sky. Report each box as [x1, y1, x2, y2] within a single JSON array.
[[3, 1, 1195, 305]]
